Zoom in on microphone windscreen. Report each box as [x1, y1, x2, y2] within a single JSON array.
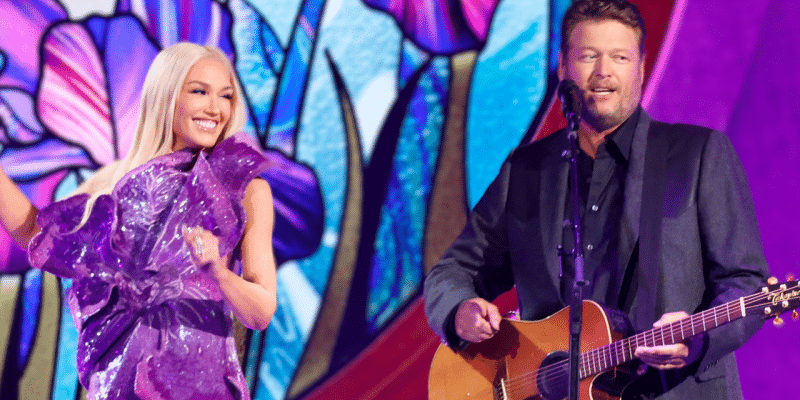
[[558, 79, 582, 118]]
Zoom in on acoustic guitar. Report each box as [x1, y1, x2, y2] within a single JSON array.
[[428, 278, 799, 400]]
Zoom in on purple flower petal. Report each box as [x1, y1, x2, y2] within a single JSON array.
[[86, 15, 159, 158], [0, 230, 25, 273], [38, 22, 114, 165], [364, 0, 501, 54], [117, 0, 234, 55], [1, 138, 93, 181], [0, 0, 67, 94], [462, 0, 499, 42], [261, 150, 324, 263]]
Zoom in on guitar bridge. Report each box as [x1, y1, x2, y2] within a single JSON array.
[[492, 355, 509, 400]]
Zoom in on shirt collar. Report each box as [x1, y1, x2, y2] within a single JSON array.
[[604, 105, 641, 164]]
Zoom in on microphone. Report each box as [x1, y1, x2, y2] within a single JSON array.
[[557, 79, 582, 129]]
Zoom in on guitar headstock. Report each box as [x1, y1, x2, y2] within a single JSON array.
[[746, 275, 800, 327]]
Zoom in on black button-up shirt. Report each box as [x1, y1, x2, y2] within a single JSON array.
[[561, 107, 641, 309]]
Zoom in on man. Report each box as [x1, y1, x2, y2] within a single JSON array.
[[423, 0, 769, 398]]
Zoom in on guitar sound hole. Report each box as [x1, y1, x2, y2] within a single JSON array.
[[536, 350, 569, 400]]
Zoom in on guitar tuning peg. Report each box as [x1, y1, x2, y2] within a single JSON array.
[[793, 310, 798, 321], [773, 316, 784, 327], [768, 276, 779, 285], [787, 273, 795, 282]]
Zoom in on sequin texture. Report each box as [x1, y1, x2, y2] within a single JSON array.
[[28, 133, 269, 400]]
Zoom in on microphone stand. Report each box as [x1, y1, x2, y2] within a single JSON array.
[[559, 104, 588, 400]]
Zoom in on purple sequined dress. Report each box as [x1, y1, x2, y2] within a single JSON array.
[[28, 134, 269, 400]]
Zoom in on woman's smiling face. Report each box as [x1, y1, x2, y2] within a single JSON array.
[[172, 57, 233, 151]]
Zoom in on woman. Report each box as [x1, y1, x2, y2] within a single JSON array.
[[0, 43, 276, 399]]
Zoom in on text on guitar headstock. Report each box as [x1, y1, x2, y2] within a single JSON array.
[[752, 275, 800, 327]]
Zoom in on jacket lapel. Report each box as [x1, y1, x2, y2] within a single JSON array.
[[539, 132, 570, 290], [617, 111, 652, 291]]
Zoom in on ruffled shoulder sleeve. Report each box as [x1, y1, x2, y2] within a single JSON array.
[[207, 133, 270, 200], [189, 133, 270, 258], [28, 193, 117, 279]]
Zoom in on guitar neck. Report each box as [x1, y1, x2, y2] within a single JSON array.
[[578, 298, 746, 379]]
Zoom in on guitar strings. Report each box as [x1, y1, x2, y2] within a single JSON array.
[[498, 288, 779, 396], [498, 289, 768, 393], [463, 290, 758, 400], [470, 288, 788, 398]]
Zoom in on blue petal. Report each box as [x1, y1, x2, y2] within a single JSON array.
[[229, 0, 281, 135], [266, 0, 326, 154]]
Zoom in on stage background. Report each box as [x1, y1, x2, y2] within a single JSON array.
[[0, 0, 797, 399]]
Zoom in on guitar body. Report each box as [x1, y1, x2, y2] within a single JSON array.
[[428, 280, 800, 399], [428, 301, 639, 400]]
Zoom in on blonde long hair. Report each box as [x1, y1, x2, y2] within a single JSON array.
[[74, 43, 247, 225], [79, 42, 247, 199]]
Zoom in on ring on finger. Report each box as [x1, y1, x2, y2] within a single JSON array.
[[195, 236, 204, 256]]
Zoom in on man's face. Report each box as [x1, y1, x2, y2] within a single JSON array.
[[559, 19, 645, 132]]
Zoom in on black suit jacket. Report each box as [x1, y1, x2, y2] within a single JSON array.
[[424, 110, 770, 399]]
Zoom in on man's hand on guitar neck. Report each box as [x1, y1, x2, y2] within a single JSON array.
[[454, 298, 502, 343], [634, 311, 705, 370]]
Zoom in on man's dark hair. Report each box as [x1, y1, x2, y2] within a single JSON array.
[[560, 0, 647, 55]]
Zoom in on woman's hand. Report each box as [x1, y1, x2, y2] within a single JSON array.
[[182, 226, 228, 279]]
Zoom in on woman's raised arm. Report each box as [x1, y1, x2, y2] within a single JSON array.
[[0, 165, 40, 249]]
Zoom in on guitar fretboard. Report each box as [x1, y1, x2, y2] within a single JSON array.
[[577, 299, 745, 379]]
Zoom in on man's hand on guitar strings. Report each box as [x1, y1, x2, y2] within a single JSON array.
[[634, 311, 704, 370], [454, 298, 502, 343]]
